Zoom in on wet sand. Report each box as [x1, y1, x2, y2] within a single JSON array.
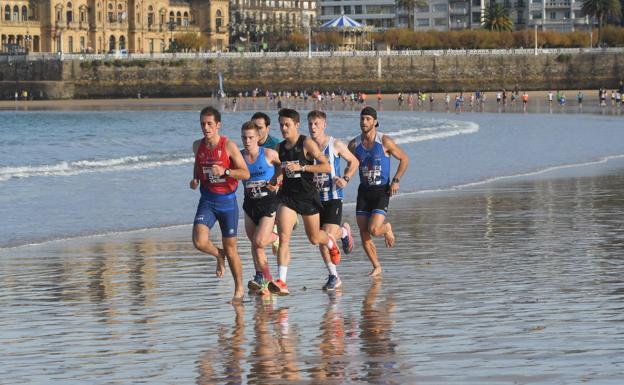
[[0, 90, 621, 116], [2, 159, 624, 384]]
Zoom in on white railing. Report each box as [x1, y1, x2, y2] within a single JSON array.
[[4, 47, 623, 63]]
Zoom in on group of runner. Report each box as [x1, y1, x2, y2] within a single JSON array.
[[189, 105, 409, 302]]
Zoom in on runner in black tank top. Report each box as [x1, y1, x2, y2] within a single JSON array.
[[268, 108, 343, 296], [278, 134, 318, 207]]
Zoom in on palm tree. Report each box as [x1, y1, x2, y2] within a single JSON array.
[[582, 0, 622, 45], [395, 0, 428, 30], [482, 3, 514, 32]]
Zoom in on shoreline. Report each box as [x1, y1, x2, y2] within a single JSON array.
[[0, 89, 618, 112], [4, 151, 624, 252]]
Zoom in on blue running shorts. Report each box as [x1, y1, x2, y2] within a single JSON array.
[[194, 193, 239, 238]]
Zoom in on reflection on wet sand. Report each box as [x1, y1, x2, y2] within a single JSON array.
[[4, 167, 624, 383]]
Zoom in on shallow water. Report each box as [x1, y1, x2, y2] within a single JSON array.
[[2, 162, 624, 384]]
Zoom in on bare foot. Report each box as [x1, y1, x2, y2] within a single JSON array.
[[228, 295, 244, 304], [384, 223, 395, 248], [368, 266, 382, 277], [215, 248, 226, 278]]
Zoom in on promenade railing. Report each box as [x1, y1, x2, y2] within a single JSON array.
[[2, 47, 624, 63]]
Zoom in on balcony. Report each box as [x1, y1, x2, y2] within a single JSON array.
[[67, 21, 77, 29], [55, 20, 67, 29], [450, 8, 469, 15], [544, 2, 572, 8], [79, 21, 89, 30]]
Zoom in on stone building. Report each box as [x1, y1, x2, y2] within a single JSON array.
[[229, 0, 316, 49], [0, 0, 229, 54]]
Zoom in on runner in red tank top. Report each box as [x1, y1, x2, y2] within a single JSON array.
[[190, 106, 250, 302]]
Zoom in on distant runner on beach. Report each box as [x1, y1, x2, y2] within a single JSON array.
[[190, 106, 250, 302], [269, 108, 342, 295], [348, 106, 409, 277], [308, 110, 359, 291]]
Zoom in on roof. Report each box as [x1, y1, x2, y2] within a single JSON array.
[[320, 15, 363, 29]]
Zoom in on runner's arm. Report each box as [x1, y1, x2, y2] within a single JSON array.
[[334, 139, 359, 188], [383, 135, 409, 196], [302, 137, 331, 174], [190, 139, 202, 189], [221, 140, 250, 180], [265, 148, 282, 190]]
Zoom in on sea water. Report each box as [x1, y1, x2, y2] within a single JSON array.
[[0, 109, 623, 248]]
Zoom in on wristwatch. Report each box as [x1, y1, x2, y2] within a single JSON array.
[[343, 175, 350, 183], [392, 177, 400, 183], [224, 168, 231, 177]]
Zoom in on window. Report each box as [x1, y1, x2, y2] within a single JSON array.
[[333, 6, 340, 15], [550, 11, 556, 19], [564, 11, 570, 19], [344, 5, 351, 14], [433, 4, 447, 12], [417, 18, 430, 27], [417, 5, 429, 12], [68, 36, 73, 52], [216, 9, 223, 28], [108, 4, 113, 22], [355, 5, 362, 13], [472, 0, 481, 6], [67, 2, 73, 23], [176, 11, 181, 25], [183, 12, 188, 26], [22, 6, 27, 21], [148, 7, 154, 26], [169, 11, 174, 23], [434, 17, 448, 26], [80, 36, 85, 51], [119, 35, 125, 50], [80, 9, 85, 22], [5, 5, 10, 21], [13, 5, 18, 20]]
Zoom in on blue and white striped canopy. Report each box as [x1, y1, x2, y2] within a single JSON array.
[[320, 15, 363, 29]]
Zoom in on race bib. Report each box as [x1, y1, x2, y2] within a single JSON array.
[[313, 173, 331, 192], [361, 165, 382, 185], [245, 180, 269, 199], [282, 161, 301, 179], [203, 166, 225, 184]]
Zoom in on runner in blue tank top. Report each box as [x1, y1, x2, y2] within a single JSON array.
[[348, 106, 409, 278], [240, 121, 282, 295], [308, 110, 359, 291]]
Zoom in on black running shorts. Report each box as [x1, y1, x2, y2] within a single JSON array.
[[356, 185, 390, 217], [320, 199, 343, 226], [279, 192, 321, 216], [243, 195, 279, 226]]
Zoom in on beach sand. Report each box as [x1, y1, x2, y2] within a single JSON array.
[[0, 90, 621, 115], [2, 157, 624, 384]]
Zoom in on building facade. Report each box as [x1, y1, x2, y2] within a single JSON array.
[[317, 0, 396, 29], [0, 0, 229, 54], [229, 0, 316, 48]]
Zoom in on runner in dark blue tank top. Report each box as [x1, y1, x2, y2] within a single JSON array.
[[348, 106, 409, 278], [267, 108, 343, 296]]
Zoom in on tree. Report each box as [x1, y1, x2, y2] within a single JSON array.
[[395, 0, 428, 31], [482, 4, 514, 32], [582, 0, 622, 44], [173, 32, 207, 52]]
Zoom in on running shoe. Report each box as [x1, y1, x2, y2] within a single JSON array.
[[341, 222, 354, 255], [257, 280, 271, 296], [322, 275, 342, 291], [247, 272, 264, 291], [268, 279, 290, 296], [328, 234, 341, 265]]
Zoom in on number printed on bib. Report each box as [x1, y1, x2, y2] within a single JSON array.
[[313, 173, 330, 192], [283, 161, 302, 178], [203, 166, 225, 184], [245, 180, 269, 199]]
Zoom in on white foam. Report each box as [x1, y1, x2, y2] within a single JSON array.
[[388, 121, 480, 144], [0, 154, 194, 182], [402, 154, 624, 197]]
